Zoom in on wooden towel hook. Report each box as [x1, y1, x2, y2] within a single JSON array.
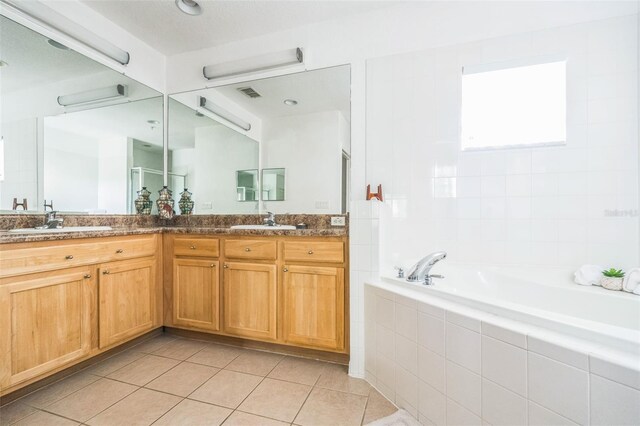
[[366, 184, 383, 202]]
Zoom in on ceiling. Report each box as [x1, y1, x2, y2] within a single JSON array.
[[214, 64, 350, 121], [80, 0, 393, 55]]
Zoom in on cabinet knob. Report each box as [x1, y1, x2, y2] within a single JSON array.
[[103, 270, 110, 275], [308, 250, 314, 255], [190, 245, 196, 250], [84, 274, 92, 279], [223, 264, 228, 269], [245, 247, 251, 252], [65, 255, 74, 260], [210, 264, 215, 268], [116, 249, 123, 253], [283, 267, 288, 272]]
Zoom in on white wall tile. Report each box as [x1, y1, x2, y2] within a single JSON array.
[[446, 398, 482, 426], [418, 312, 445, 356], [395, 365, 419, 416], [482, 336, 527, 396], [482, 379, 527, 426], [418, 345, 445, 392], [446, 323, 481, 373], [446, 361, 481, 416], [446, 311, 481, 333], [528, 353, 589, 424], [527, 336, 589, 370], [395, 301, 418, 342], [419, 381, 446, 426], [396, 334, 418, 375], [590, 355, 640, 391], [528, 402, 578, 426], [590, 374, 640, 426]]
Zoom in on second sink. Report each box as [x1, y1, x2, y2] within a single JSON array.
[[230, 224, 296, 231]]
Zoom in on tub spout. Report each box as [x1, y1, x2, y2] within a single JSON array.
[[407, 251, 447, 283]]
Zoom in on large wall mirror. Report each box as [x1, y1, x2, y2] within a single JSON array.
[[167, 65, 351, 214], [0, 15, 163, 213]]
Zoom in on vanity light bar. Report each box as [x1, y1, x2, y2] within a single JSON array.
[[198, 96, 251, 131], [1, 0, 131, 65], [202, 48, 304, 80], [57, 84, 128, 107]]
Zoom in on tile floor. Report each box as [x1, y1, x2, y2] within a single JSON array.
[[0, 334, 397, 426]]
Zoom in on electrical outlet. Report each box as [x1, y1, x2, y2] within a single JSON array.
[[331, 216, 346, 226]]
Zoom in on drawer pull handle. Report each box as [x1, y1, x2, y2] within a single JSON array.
[[84, 274, 92, 279], [190, 245, 196, 250], [103, 270, 110, 275], [283, 267, 288, 272], [116, 249, 123, 253], [65, 255, 74, 260], [308, 250, 314, 255], [223, 264, 228, 269], [245, 247, 251, 252], [210, 264, 216, 268]]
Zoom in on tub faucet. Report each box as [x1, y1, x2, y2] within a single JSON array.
[[407, 251, 447, 285]]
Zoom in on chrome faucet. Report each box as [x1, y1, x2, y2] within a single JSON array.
[[38, 211, 64, 229], [406, 251, 446, 285], [263, 211, 276, 226]]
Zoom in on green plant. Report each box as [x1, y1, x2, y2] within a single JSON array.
[[602, 268, 625, 278]]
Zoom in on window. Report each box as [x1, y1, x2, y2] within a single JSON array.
[[461, 60, 566, 150]]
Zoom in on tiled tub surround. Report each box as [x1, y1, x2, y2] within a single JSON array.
[[364, 281, 640, 425], [366, 13, 639, 275]]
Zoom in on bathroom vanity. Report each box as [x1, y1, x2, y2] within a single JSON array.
[[0, 225, 348, 398]]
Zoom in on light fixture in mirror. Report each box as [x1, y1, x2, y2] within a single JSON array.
[[168, 64, 351, 214], [0, 15, 163, 213], [261, 168, 285, 201], [236, 170, 259, 201]]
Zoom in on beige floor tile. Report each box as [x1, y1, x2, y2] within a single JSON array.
[[223, 411, 289, 426], [131, 335, 177, 354], [225, 350, 284, 376], [316, 363, 371, 396], [146, 362, 219, 397], [107, 354, 180, 386], [0, 401, 38, 425], [46, 378, 137, 423], [12, 410, 79, 426], [239, 378, 311, 422], [189, 370, 262, 409], [267, 356, 327, 386], [362, 389, 398, 424], [294, 387, 367, 426], [84, 350, 146, 377], [20, 373, 100, 408], [187, 344, 243, 368], [154, 399, 232, 426], [86, 388, 181, 426], [152, 338, 207, 361]]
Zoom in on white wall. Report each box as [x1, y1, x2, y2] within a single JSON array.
[[97, 138, 129, 213], [0, 119, 38, 210], [193, 125, 259, 214], [261, 111, 345, 214]]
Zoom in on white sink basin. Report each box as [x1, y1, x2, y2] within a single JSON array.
[[7, 226, 113, 234], [230, 224, 296, 231]]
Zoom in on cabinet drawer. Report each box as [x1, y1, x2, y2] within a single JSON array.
[[283, 241, 344, 263], [224, 240, 277, 260], [173, 237, 219, 258], [0, 236, 156, 278]]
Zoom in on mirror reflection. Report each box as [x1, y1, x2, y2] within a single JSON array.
[[262, 168, 285, 201], [0, 15, 163, 213], [167, 64, 351, 214]]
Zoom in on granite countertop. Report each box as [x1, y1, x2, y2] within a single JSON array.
[[0, 226, 347, 244]]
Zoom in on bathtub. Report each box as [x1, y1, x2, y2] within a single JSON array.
[[378, 263, 640, 357]]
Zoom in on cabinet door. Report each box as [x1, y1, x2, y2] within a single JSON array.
[[223, 262, 277, 340], [0, 269, 92, 388], [98, 258, 155, 348], [173, 259, 219, 331], [282, 265, 344, 351]]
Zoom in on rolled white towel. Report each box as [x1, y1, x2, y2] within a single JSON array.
[[574, 265, 604, 286], [623, 268, 640, 294]]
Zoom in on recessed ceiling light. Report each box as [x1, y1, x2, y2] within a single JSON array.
[[147, 120, 160, 125], [47, 39, 69, 50], [284, 99, 298, 106], [175, 0, 202, 16]]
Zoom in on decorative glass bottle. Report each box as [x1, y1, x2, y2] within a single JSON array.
[[156, 186, 174, 220], [179, 188, 195, 215], [134, 187, 153, 215]]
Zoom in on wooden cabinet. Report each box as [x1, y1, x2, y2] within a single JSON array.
[[173, 259, 219, 331], [282, 265, 345, 351], [223, 262, 277, 340], [0, 268, 93, 389], [98, 258, 156, 349]]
